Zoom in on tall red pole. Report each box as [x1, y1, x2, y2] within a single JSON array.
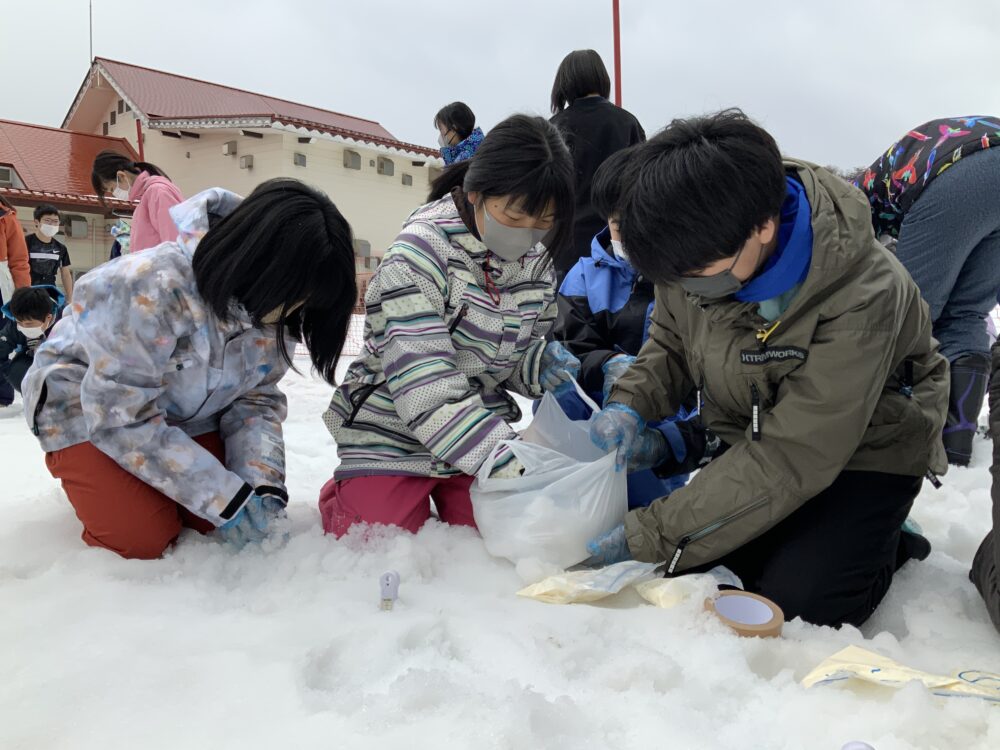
[[135, 119, 145, 162], [612, 0, 622, 106]]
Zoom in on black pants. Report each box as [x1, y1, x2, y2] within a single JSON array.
[[710, 470, 922, 628], [972, 532, 1000, 633]]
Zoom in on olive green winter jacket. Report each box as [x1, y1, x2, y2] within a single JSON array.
[[610, 159, 949, 573]]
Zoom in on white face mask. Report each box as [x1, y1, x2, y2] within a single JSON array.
[[437, 133, 449, 148], [17, 324, 46, 339], [610, 239, 628, 262], [112, 175, 130, 201], [39, 224, 60, 238]]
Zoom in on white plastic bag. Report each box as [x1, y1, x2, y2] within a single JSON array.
[[472, 391, 628, 569]]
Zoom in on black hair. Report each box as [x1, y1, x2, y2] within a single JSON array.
[[192, 178, 358, 384], [550, 49, 612, 114], [91, 150, 170, 203], [8, 287, 55, 321], [617, 108, 786, 284], [591, 146, 639, 221], [433, 102, 476, 141], [425, 114, 575, 268], [33, 204, 59, 222]]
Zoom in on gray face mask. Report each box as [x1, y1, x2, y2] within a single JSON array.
[[479, 203, 548, 262], [676, 242, 759, 299]]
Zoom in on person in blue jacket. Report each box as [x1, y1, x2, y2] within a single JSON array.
[[553, 146, 709, 509], [0, 285, 64, 404]]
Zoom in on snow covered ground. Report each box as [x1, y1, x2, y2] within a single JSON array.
[[2, 367, 999, 750]]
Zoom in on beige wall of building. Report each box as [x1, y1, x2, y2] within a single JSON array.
[[100, 107, 437, 272]]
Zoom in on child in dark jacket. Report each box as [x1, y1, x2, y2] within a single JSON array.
[[553, 147, 706, 509], [0, 285, 64, 402]]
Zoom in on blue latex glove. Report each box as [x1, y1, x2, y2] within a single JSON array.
[[539, 341, 581, 393], [217, 494, 285, 549], [589, 402, 645, 471], [601, 354, 636, 405], [585, 524, 632, 567]]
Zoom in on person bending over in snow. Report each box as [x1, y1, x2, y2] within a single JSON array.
[[21, 180, 358, 559], [319, 114, 581, 537], [854, 116, 1000, 467], [0, 285, 64, 401], [552, 145, 709, 509], [971, 340, 1000, 633], [586, 110, 948, 628]]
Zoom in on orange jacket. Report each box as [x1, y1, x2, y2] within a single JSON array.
[[0, 204, 31, 288]]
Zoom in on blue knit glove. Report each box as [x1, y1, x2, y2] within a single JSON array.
[[585, 524, 632, 567], [601, 354, 636, 405], [589, 403, 645, 471], [217, 494, 286, 549], [539, 341, 581, 394]]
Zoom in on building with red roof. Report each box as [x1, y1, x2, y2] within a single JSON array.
[[0, 119, 137, 275], [64, 58, 444, 268]]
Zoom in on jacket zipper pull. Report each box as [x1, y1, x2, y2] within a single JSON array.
[[925, 470, 942, 489], [667, 536, 691, 574], [750, 383, 761, 441], [448, 303, 469, 335]]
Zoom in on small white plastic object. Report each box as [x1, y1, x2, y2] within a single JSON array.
[[380, 571, 400, 611], [841, 743, 876, 750]]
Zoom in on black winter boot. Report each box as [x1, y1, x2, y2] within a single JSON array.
[[943, 352, 991, 466]]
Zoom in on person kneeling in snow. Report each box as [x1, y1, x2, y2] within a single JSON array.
[[971, 340, 1000, 634], [553, 146, 709, 509], [320, 115, 580, 537], [0, 286, 64, 401], [21, 180, 358, 559], [586, 110, 949, 628]]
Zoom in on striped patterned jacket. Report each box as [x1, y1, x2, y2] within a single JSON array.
[[324, 193, 557, 479]]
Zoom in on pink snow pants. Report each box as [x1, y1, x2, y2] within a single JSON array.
[[318, 474, 477, 537]]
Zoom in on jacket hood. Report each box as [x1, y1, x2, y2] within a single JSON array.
[[129, 172, 176, 202], [2, 284, 65, 322], [169, 188, 244, 254]]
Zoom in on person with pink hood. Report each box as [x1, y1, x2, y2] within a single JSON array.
[[91, 150, 184, 252]]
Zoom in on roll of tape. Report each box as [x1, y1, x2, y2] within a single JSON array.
[[705, 590, 784, 638]]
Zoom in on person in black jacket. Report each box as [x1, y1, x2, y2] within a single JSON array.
[[0, 285, 64, 403], [549, 49, 645, 281], [553, 147, 708, 509]]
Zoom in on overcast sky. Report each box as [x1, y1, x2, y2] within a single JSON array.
[[4, 0, 1000, 169]]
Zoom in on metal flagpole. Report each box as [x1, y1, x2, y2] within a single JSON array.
[[612, 0, 622, 106]]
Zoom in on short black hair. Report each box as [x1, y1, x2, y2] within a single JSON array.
[[550, 49, 612, 114], [8, 287, 55, 321], [591, 146, 639, 221], [434, 102, 476, 141], [427, 114, 575, 270], [91, 150, 170, 203], [618, 108, 786, 284], [192, 178, 358, 384], [33, 204, 59, 222]]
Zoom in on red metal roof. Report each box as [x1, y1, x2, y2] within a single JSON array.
[[90, 58, 436, 154], [0, 118, 139, 197]]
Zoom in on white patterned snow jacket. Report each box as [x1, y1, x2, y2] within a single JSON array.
[[22, 192, 290, 525]]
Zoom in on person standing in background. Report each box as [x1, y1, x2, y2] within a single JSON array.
[[856, 116, 1000, 466], [91, 151, 184, 253], [435, 102, 485, 166], [0, 195, 30, 407], [25, 205, 73, 302], [549, 49, 645, 282]]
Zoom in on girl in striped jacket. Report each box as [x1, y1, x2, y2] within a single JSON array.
[[320, 115, 580, 536]]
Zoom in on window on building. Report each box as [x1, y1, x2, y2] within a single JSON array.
[[343, 150, 361, 170], [117, 99, 124, 114], [293, 152, 307, 167], [102, 122, 109, 135], [401, 173, 413, 187], [110, 111, 116, 126], [377, 157, 394, 177]]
